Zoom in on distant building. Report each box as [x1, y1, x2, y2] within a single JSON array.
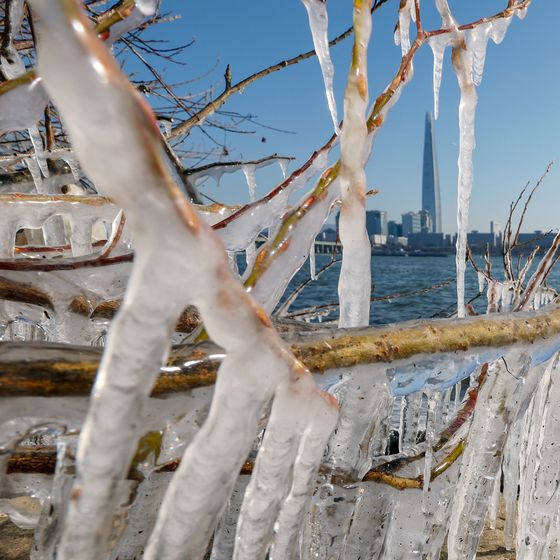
[[366, 210, 388, 236], [465, 231, 498, 251], [370, 234, 387, 246], [490, 221, 502, 234], [402, 211, 422, 236], [387, 220, 403, 237], [422, 112, 442, 233], [408, 232, 447, 249]]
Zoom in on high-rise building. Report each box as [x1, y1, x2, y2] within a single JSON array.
[[402, 211, 422, 236], [366, 210, 387, 236], [422, 112, 442, 233], [387, 220, 402, 237]]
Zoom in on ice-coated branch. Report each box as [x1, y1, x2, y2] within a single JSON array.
[[4, 305, 560, 398], [27, 1, 333, 559], [336, 0, 372, 328]]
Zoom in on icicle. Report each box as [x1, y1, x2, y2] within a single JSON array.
[[517, 357, 560, 559], [502, 411, 525, 550], [278, 158, 289, 179], [395, 0, 415, 56], [309, 243, 316, 280], [453, 379, 463, 411], [428, 35, 452, 122], [452, 37, 478, 318], [422, 392, 441, 495], [477, 270, 486, 293], [440, 385, 453, 427], [25, 156, 43, 191], [516, 6, 528, 20], [302, 367, 391, 557], [489, 16, 513, 45], [135, 0, 157, 16], [227, 250, 239, 275], [434, 0, 456, 28], [31, 436, 76, 559], [234, 382, 337, 560], [233, 378, 313, 560], [399, 392, 423, 450], [68, 215, 94, 257], [301, 0, 339, 134], [245, 240, 256, 268], [242, 164, 258, 203], [486, 472, 501, 530], [337, 0, 372, 328], [57, 151, 82, 181], [447, 351, 539, 559]]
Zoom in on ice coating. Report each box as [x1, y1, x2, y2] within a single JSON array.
[[189, 157, 292, 189], [337, 0, 372, 328], [215, 146, 332, 255], [27, 2, 330, 558], [0, 0, 546, 558], [0, 77, 49, 134], [0, 0, 25, 79], [434, 0, 456, 28], [301, 0, 339, 134], [243, 175, 340, 313], [0, 194, 118, 258]]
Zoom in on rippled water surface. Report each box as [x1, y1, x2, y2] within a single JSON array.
[[276, 254, 560, 324]]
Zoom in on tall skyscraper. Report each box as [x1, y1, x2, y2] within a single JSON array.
[[421, 112, 441, 233]]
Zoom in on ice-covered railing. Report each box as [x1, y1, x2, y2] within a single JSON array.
[[4, 307, 560, 557]]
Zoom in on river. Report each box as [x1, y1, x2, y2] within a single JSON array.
[[276, 254, 560, 324]]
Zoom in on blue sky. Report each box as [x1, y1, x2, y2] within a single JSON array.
[[142, 1, 560, 234]]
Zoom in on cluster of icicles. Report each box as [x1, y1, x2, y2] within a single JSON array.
[[0, 0, 548, 559]]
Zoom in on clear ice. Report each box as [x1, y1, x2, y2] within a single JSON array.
[[301, 0, 339, 133]]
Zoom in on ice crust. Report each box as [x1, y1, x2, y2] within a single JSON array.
[[0, 1, 548, 559]]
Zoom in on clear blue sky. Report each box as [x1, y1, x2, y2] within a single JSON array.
[[140, 1, 560, 234]]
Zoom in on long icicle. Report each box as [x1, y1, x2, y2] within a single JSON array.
[[301, 0, 340, 134], [452, 38, 477, 318], [337, 0, 372, 328]]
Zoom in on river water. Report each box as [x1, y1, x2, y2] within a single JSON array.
[[277, 254, 560, 324]]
